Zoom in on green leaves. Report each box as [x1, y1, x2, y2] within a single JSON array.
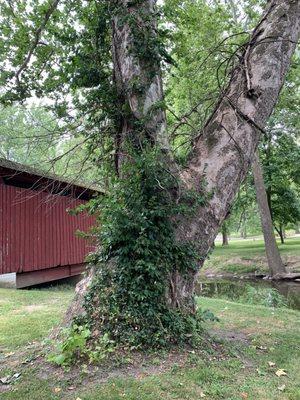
[[48, 325, 91, 367], [77, 147, 205, 349]]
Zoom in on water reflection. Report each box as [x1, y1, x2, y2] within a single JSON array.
[[196, 278, 300, 310]]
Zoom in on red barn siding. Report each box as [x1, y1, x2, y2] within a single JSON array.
[[0, 184, 95, 274]]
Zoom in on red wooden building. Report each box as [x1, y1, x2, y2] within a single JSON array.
[[0, 158, 99, 288]]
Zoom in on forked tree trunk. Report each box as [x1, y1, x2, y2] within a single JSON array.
[[252, 152, 286, 277], [68, 0, 300, 318]]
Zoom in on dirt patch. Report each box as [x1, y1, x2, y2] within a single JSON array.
[[284, 255, 300, 270], [23, 305, 45, 313], [0, 333, 232, 397], [208, 328, 250, 345]]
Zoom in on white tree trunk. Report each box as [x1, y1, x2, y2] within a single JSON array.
[[171, 0, 300, 303], [177, 0, 300, 259]]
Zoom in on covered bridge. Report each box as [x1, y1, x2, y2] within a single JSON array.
[[0, 158, 99, 288]]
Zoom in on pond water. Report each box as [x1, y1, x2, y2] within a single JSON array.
[[196, 278, 300, 310]]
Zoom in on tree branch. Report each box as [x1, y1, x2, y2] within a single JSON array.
[[15, 0, 60, 85]]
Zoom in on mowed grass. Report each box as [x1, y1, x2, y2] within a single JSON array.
[[202, 237, 300, 275], [0, 287, 299, 400], [0, 287, 74, 351], [212, 237, 300, 257]]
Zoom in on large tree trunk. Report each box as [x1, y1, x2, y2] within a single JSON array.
[[68, 0, 300, 319], [112, 0, 168, 174], [252, 152, 286, 277], [172, 0, 299, 305]]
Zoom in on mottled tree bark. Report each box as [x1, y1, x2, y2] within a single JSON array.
[[112, 0, 168, 173], [170, 0, 300, 306], [252, 152, 286, 278]]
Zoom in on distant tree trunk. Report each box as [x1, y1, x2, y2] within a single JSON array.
[[274, 224, 285, 244], [252, 152, 286, 277], [240, 220, 247, 239], [295, 223, 300, 234], [222, 223, 229, 246], [279, 224, 285, 244], [265, 132, 274, 219]]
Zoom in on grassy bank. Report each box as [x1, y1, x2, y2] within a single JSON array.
[[202, 237, 300, 276], [0, 287, 299, 399]]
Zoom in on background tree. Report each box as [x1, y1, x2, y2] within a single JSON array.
[[252, 152, 286, 276], [221, 222, 229, 246]]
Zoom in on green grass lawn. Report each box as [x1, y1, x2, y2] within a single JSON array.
[[0, 287, 74, 351], [0, 287, 299, 400], [212, 237, 300, 257], [202, 237, 300, 275]]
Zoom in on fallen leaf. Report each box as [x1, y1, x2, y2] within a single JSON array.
[[241, 393, 248, 399], [278, 384, 286, 392], [68, 386, 75, 390], [4, 352, 15, 358], [0, 376, 11, 385], [54, 387, 61, 393], [200, 392, 206, 398], [275, 369, 287, 377], [268, 361, 276, 367]]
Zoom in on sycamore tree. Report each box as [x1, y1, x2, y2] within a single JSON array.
[[0, 0, 299, 349]]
